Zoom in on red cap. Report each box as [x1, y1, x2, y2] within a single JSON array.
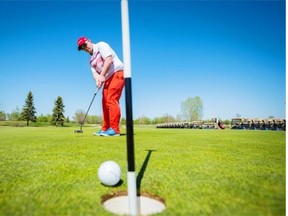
[[77, 36, 88, 51]]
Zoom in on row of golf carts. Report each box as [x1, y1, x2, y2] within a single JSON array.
[[231, 117, 286, 131], [156, 121, 222, 129], [155, 117, 286, 131]]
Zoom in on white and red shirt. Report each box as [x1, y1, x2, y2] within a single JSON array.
[[90, 42, 123, 80]]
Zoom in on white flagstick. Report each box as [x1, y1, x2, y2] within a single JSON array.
[[121, 0, 138, 215], [121, 0, 132, 79]]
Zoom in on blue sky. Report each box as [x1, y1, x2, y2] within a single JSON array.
[[0, 0, 285, 121]]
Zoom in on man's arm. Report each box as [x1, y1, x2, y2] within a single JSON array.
[[93, 56, 112, 88]]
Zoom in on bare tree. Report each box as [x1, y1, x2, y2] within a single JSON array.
[[74, 109, 86, 124], [180, 96, 203, 121]]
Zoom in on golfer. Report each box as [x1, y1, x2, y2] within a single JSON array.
[[77, 37, 124, 137]]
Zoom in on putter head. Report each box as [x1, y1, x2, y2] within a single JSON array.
[[74, 130, 83, 133]]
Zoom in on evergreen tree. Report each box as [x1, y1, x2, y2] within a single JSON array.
[[51, 96, 65, 126], [21, 91, 37, 126]]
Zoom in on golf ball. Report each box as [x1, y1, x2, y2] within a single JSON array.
[[98, 161, 121, 186]]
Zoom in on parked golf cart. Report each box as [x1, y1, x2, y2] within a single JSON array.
[[266, 118, 286, 131], [202, 122, 216, 129], [231, 117, 251, 129], [250, 118, 263, 130]]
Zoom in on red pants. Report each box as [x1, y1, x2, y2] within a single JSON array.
[[102, 70, 125, 133]]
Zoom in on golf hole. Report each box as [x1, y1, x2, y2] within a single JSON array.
[[101, 191, 166, 215]]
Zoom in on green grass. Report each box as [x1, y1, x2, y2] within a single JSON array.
[[0, 126, 285, 215]]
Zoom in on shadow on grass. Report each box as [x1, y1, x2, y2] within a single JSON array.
[[101, 179, 124, 187], [136, 149, 156, 193]]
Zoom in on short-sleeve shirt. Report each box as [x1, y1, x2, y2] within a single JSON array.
[[90, 42, 124, 80]]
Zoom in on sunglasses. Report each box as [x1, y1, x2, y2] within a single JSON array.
[[80, 43, 88, 50]]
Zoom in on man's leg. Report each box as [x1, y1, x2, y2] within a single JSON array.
[[106, 71, 125, 134], [101, 85, 110, 131]]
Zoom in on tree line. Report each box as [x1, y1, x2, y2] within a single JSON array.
[[0, 92, 210, 126], [0, 91, 65, 126]]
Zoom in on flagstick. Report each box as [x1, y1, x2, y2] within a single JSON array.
[[121, 0, 138, 215]]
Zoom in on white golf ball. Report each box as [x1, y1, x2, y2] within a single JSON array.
[[98, 161, 121, 186]]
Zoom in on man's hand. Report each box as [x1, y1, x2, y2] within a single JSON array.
[[94, 56, 113, 88], [96, 74, 106, 88]]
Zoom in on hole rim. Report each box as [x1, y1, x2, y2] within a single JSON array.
[[101, 190, 166, 206]]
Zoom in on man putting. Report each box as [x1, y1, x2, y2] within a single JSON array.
[[77, 37, 125, 137]]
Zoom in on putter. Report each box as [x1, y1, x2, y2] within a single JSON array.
[[74, 88, 100, 133]]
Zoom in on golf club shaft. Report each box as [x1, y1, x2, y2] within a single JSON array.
[[80, 88, 100, 130]]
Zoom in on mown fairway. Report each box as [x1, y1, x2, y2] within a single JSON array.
[[0, 126, 285, 215]]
